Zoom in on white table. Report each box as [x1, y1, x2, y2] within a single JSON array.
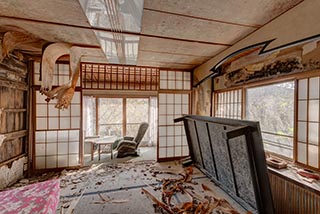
[[85, 136, 118, 160]]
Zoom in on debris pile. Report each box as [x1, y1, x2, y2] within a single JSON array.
[[142, 166, 247, 214]]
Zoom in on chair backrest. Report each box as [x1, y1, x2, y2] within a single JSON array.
[[134, 122, 149, 148]]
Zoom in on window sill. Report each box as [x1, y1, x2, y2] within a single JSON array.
[[267, 165, 320, 194]]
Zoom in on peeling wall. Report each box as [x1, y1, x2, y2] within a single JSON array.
[[0, 156, 27, 189], [194, 0, 320, 84], [192, 78, 212, 116]]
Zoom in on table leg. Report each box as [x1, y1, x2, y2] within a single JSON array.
[[111, 146, 113, 159], [98, 144, 101, 160], [91, 143, 94, 161]]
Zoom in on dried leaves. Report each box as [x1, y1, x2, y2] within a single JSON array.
[[141, 167, 244, 214]]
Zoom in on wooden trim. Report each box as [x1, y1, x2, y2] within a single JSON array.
[[143, 7, 260, 28], [1, 108, 27, 112], [3, 130, 27, 140], [0, 77, 28, 91], [0, 154, 27, 168], [293, 79, 298, 163]]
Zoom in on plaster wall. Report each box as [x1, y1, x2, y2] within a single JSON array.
[[194, 0, 320, 83], [0, 156, 27, 189]]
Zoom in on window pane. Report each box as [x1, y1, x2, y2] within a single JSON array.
[[246, 81, 294, 158], [98, 98, 123, 136]]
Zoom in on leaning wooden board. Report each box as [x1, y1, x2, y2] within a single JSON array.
[[175, 115, 274, 214]]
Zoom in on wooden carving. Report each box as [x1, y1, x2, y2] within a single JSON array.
[[40, 43, 101, 109]]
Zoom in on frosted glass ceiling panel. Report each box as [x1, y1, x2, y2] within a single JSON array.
[[95, 30, 139, 64], [80, 0, 144, 33]]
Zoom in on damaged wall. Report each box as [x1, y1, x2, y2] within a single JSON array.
[[0, 56, 28, 189], [192, 77, 212, 116], [0, 156, 27, 189]]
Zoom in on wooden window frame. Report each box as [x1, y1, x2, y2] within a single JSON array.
[[213, 70, 320, 171]]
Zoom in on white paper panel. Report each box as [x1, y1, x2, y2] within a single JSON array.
[[47, 131, 57, 142], [46, 156, 57, 168], [160, 71, 167, 79], [36, 131, 46, 142], [71, 116, 81, 128], [57, 155, 68, 168], [58, 143, 68, 155], [60, 108, 70, 116], [167, 94, 174, 103], [298, 101, 307, 121], [297, 143, 307, 164], [175, 147, 182, 156], [167, 126, 174, 136], [60, 119, 70, 129], [69, 130, 79, 141], [184, 81, 190, 90], [159, 116, 166, 125], [49, 118, 59, 129], [174, 136, 181, 146], [160, 81, 167, 89], [309, 77, 320, 99], [308, 144, 319, 168], [166, 115, 174, 125], [58, 131, 69, 141], [168, 80, 175, 89], [308, 122, 319, 145], [48, 104, 59, 117], [69, 154, 79, 166], [36, 157, 45, 169], [176, 81, 183, 89], [308, 100, 319, 122], [158, 107, 166, 117], [159, 148, 166, 158], [176, 72, 183, 80], [168, 71, 175, 79], [175, 105, 182, 114], [174, 94, 182, 103], [36, 118, 47, 130], [36, 105, 47, 117], [36, 144, 45, 156], [159, 94, 166, 104], [184, 72, 191, 81], [298, 79, 308, 99], [159, 137, 166, 146], [182, 94, 189, 104], [175, 126, 182, 135], [182, 146, 189, 156], [69, 142, 79, 154], [297, 122, 307, 142], [46, 144, 57, 155], [167, 137, 174, 146], [159, 127, 166, 136], [167, 147, 174, 157], [71, 104, 81, 116], [167, 104, 174, 114]]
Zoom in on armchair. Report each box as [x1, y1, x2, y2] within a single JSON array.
[[114, 122, 149, 158]]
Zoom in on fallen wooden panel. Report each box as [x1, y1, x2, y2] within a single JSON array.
[[175, 115, 274, 214]]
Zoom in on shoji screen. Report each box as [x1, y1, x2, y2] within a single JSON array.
[[297, 77, 320, 169], [158, 93, 190, 160], [158, 69, 191, 161], [33, 62, 81, 169]]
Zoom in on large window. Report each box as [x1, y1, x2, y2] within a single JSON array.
[[246, 82, 295, 158], [84, 96, 156, 145]]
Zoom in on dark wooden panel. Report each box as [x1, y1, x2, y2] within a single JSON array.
[[176, 115, 274, 214]]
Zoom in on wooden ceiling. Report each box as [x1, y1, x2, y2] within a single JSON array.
[[0, 0, 303, 70]]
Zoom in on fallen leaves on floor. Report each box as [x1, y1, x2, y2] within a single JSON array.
[[141, 166, 245, 214]]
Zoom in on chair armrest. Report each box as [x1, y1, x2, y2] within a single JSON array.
[[123, 136, 134, 141], [117, 140, 137, 149]]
